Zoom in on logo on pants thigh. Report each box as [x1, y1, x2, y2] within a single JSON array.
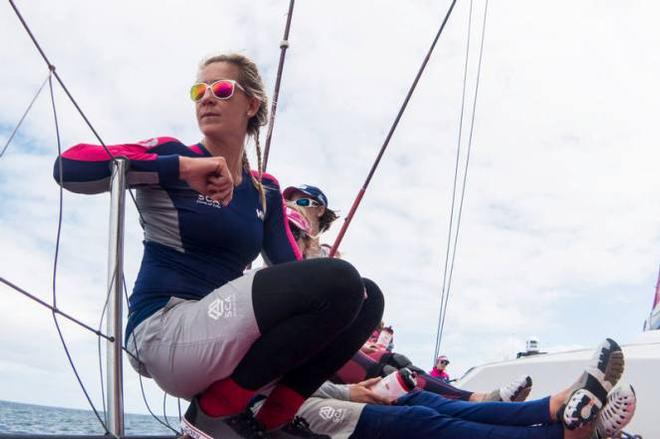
[[319, 406, 346, 424], [208, 294, 237, 320]]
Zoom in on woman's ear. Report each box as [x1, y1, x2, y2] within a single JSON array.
[[316, 206, 326, 218], [247, 97, 260, 117]]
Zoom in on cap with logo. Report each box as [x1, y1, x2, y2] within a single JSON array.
[[282, 184, 328, 208]]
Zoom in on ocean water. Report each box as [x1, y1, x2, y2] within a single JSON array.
[[0, 400, 179, 436]]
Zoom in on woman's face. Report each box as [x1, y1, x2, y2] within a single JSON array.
[[436, 358, 448, 370], [289, 192, 325, 220], [195, 61, 259, 141]]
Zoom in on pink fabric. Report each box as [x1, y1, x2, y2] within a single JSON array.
[[250, 170, 303, 261], [285, 206, 311, 234], [365, 349, 387, 362], [334, 359, 368, 384], [60, 136, 179, 161], [199, 377, 255, 417], [189, 144, 204, 155], [429, 367, 450, 381], [256, 385, 305, 430]]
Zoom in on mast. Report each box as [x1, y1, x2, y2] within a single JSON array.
[[262, 0, 296, 170], [106, 158, 128, 436]]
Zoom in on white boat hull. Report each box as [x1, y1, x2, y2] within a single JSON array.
[[454, 330, 660, 438]]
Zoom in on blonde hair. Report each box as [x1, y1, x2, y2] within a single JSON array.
[[200, 53, 269, 212]]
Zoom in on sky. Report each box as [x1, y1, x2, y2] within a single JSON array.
[[0, 0, 659, 423]]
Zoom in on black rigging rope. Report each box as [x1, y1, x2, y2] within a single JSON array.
[[433, 0, 490, 360], [0, 277, 114, 342], [329, 0, 459, 257], [49, 75, 113, 436], [7, 0, 148, 227], [3, 2, 168, 430], [262, 0, 296, 170]]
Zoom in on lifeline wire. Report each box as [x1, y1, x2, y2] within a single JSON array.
[[0, 277, 114, 342], [7, 1, 177, 433], [0, 71, 51, 158], [434, 0, 490, 359], [97, 268, 119, 427], [329, 0, 459, 257], [262, 0, 296, 170], [123, 279, 181, 435], [49, 75, 113, 435], [7, 0, 148, 227]]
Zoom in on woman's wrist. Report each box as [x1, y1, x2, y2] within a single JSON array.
[[179, 156, 191, 179]]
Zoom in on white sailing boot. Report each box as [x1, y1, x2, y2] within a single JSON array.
[[562, 338, 625, 430], [594, 384, 636, 438]]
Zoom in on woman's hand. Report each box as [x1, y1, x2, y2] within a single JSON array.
[[348, 377, 390, 405], [179, 156, 234, 206]]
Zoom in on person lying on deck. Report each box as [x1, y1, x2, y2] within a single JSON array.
[[258, 339, 636, 439]]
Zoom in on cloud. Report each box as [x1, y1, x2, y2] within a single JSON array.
[[0, 0, 659, 418]]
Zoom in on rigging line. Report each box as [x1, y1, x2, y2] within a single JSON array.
[[49, 75, 113, 436], [329, 0, 459, 258], [7, 0, 148, 227], [436, 0, 490, 352], [0, 277, 114, 342], [434, 0, 474, 361], [262, 0, 296, 171], [97, 335, 107, 425], [7, 0, 110, 159], [123, 279, 181, 435], [163, 392, 174, 431], [97, 268, 119, 426], [0, 71, 51, 158]]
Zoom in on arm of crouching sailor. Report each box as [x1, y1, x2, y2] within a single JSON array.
[[260, 172, 303, 264], [54, 137, 185, 194]]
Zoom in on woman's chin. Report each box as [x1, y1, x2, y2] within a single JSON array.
[[199, 124, 226, 140]]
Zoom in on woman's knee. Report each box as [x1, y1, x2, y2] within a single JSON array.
[[361, 277, 385, 322], [314, 259, 365, 319]]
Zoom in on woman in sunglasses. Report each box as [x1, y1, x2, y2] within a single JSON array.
[[430, 355, 451, 383], [283, 184, 339, 258], [54, 53, 384, 439]]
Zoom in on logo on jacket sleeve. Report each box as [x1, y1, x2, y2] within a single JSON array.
[[138, 138, 159, 147]]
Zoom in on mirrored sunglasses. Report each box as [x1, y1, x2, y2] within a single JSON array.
[[294, 198, 322, 208], [190, 79, 246, 102]]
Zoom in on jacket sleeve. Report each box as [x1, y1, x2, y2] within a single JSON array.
[[312, 381, 351, 401], [53, 137, 184, 194], [259, 172, 303, 264]]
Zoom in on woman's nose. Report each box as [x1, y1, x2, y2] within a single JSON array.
[[199, 86, 214, 104]]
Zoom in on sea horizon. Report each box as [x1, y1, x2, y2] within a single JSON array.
[[0, 399, 178, 436]]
